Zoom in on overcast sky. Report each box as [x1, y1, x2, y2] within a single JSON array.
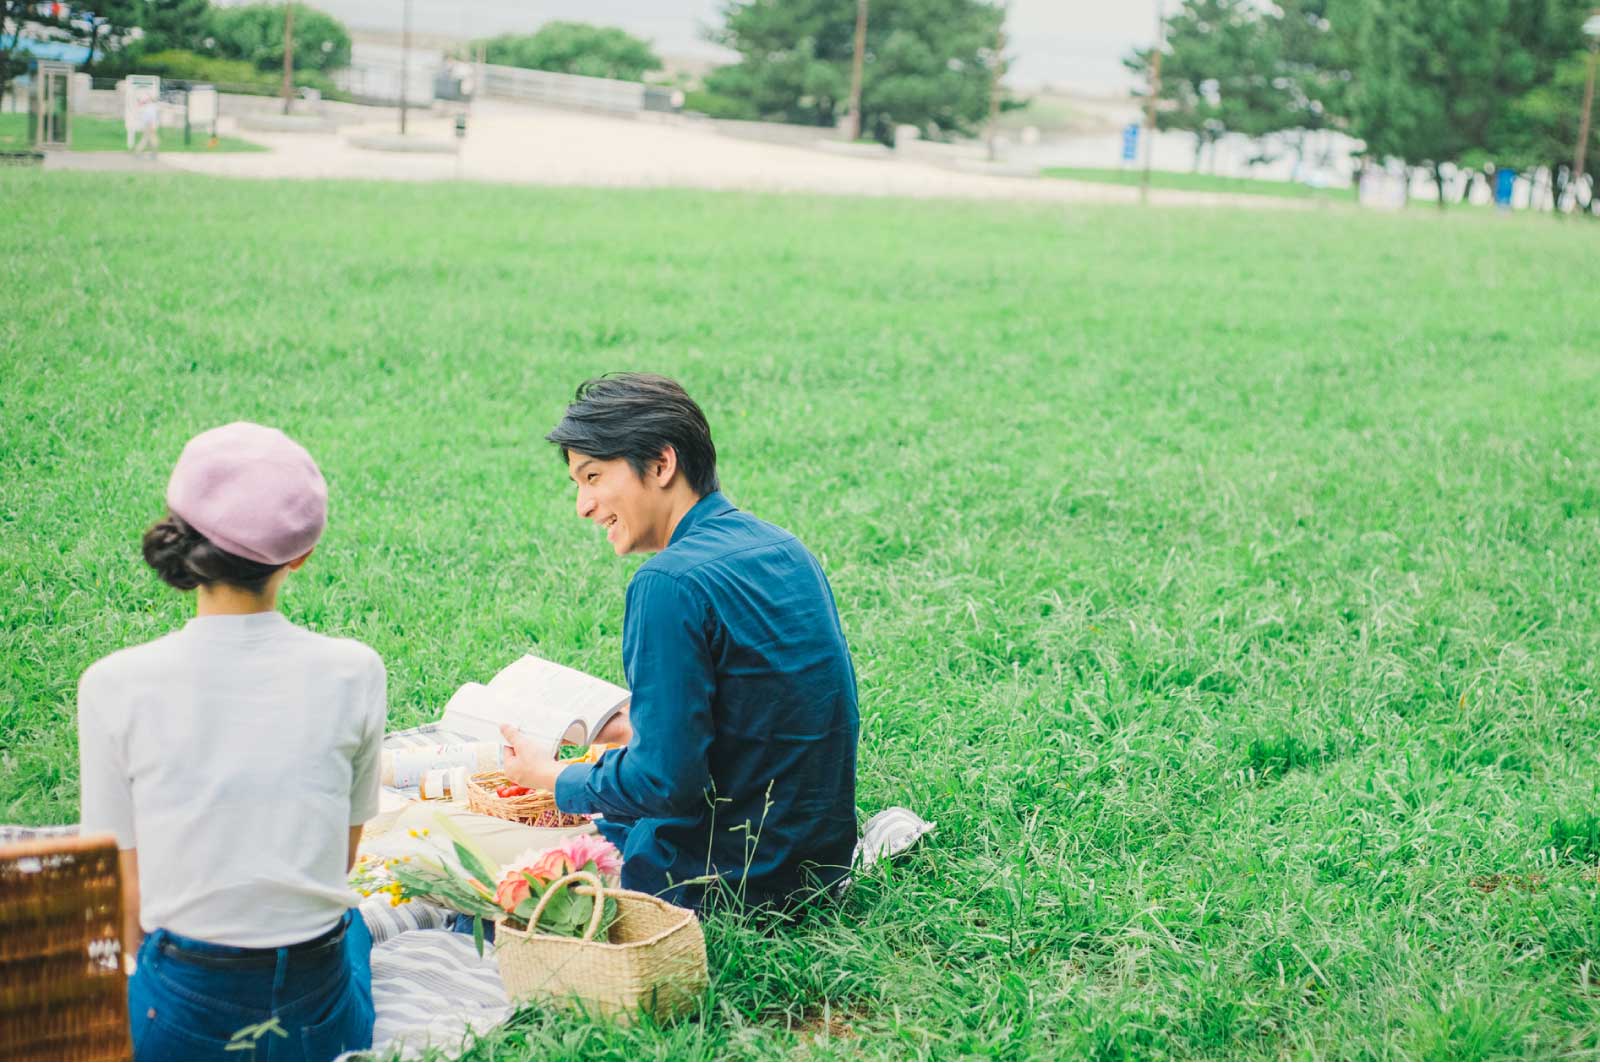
[[287, 0, 1162, 92]]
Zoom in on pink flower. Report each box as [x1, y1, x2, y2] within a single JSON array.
[[494, 873, 531, 913], [502, 846, 567, 883], [527, 848, 569, 883], [555, 834, 622, 877]]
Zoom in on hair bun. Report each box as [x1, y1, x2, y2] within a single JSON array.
[[141, 515, 203, 590]]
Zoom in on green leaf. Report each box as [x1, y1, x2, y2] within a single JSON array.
[[472, 915, 485, 957], [537, 886, 577, 930], [453, 840, 495, 887]]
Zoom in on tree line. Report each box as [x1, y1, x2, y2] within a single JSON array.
[[2, 0, 351, 101], [1127, 0, 1600, 211]]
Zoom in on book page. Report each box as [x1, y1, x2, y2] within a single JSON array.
[[435, 683, 514, 745], [487, 654, 630, 744]]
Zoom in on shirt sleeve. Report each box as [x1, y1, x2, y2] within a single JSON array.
[[555, 570, 716, 821], [77, 664, 135, 850], [349, 651, 387, 826]]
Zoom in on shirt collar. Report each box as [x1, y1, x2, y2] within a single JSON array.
[[182, 611, 292, 639], [668, 490, 735, 548]]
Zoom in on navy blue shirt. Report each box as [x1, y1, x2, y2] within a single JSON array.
[[554, 491, 859, 909]]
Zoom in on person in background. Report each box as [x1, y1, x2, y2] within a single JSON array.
[[77, 422, 384, 1061], [133, 95, 160, 158], [500, 373, 860, 912]]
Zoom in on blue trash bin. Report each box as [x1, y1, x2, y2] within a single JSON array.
[[1494, 168, 1516, 210]]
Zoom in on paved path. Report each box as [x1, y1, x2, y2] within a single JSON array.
[[44, 152, 169, 173], [157, 100, 1300, 209]]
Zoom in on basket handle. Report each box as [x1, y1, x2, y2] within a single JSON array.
[[524, 869, 608, 942]]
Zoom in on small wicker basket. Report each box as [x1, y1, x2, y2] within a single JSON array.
[[495, 871, 708, 1024], [465, 771, 590, 829]]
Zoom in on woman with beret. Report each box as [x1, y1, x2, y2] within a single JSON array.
[[77, 422, 385, 1061]]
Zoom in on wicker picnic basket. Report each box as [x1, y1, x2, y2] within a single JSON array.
[[0, 833, 131, 1061], [465, 771, 590, 829], [495, 871, 708, 1024]]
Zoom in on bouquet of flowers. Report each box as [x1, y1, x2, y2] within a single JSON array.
[[372, 815, 623, 954], [493, 833, 622, 939]]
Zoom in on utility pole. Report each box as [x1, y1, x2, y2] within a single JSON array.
[[280, 1, 295, 116], [398, 0, 412, 134], [1574, 31, 1599, 205], [985, 20, 1006, 162], [846, 0, 868, 141], [1140, 0, 1165, 205]]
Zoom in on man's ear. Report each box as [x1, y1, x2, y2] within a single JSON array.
[[652, 445, 680, 488], [286, 548, 315, 571]]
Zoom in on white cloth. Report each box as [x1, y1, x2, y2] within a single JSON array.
[[77, 611, 386, 947]]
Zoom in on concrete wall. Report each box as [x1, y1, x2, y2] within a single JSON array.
[[481, 64, 645, 114]]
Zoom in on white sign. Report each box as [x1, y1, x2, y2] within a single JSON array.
[[187, 85, 217, 126], [123, 74, 160, 141]]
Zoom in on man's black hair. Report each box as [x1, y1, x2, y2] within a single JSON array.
[[546, 373, 720, 496]]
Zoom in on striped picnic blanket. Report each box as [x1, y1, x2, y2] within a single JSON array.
[[356, 899, 510, 1058]]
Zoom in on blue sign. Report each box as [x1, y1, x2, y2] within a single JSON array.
[[1121, 123, 1140, 163], [1494, 167, 1516, 209]]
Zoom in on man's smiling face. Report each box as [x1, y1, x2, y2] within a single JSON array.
[[568, 450, 667, 556]]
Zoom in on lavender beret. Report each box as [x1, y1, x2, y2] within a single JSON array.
[[166, 422, 328, 566]]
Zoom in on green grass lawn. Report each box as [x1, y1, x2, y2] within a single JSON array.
[[0, 113, 263, 153], [4, 171, 1600, 1060], [1045, 165, 1358, 202]]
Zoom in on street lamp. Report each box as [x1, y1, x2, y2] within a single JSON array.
[[1573, 9, 1600, 208]]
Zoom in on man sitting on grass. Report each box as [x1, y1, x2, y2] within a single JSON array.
[[499, 373, 859, 910]]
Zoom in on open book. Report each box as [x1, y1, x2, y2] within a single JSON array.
[[437, 654, 630, 756]]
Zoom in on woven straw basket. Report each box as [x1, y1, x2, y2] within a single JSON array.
[[495, 871, 708, 1023], [465, 771, 590, 829], [0, 833, 131, 1061]]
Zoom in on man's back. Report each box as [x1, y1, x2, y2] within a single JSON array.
[[558, 490, 859, 908]]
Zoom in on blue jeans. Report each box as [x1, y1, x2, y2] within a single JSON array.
[[128, 909, 374, 1062]]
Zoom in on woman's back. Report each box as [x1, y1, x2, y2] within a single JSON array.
[[80, 611, 384, 948]]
